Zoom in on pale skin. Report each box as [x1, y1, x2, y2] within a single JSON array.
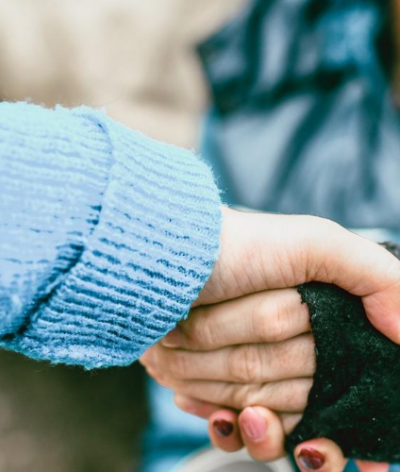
[[143, 4, 400, 468], [141, 207, 400, 472], [142, 290, 386, 472]]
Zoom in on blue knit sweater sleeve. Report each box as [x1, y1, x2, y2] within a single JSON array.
[[0, 102, 221, 369]]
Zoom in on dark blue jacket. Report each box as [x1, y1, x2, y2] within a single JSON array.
[[199, 0, 400, 228]]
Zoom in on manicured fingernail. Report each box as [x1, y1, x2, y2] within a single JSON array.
[[298, 448, 325, 470], [161, 327, 185, 348], [240, 407, 268, 442], [213, 419, 234, 437]]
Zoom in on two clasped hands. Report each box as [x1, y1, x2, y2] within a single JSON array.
[[141, 207, 400, 472]]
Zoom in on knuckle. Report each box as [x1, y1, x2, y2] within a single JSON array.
[[253, 293, 292, 343], [270, 299, 289, 342], [184, 310, 215, 350], [228, 346, 263, 383], [229, 384, 253, 409], [383, 255, 400, 285], [169, 352, 189, 379], [251, 297, 272, 342], [307, 214, 336, 236]]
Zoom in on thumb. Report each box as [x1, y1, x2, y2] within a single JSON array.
[[303, 221, 400, 345], [294, 438, 347, 472], [199, 209, 400, 344], [251, 211, 400, 345]]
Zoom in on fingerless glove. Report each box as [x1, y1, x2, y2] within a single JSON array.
[[286, 243, 400, 462]]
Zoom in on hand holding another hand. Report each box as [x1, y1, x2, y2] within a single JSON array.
[[142, 288, 313, 415], [142, 208, 400, 472], [200, 207, 400, 344], [141, 287, 314, 458], [142, 287, 388, 472]]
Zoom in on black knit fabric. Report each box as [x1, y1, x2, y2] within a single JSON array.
[[286, 243, 400, 462]]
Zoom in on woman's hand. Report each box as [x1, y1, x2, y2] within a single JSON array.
[[201, 208, 400, 344], [141, 288, 314, 413], [140, 287, 315, 461], [142, 208, 400, 472], [141, 287, 315, 460], [202, 406, 389, 472], [141, 284, 391, 472]]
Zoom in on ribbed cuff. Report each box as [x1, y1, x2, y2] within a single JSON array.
[[12, 108, 222, 368]]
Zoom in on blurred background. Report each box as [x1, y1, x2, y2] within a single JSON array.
[[2, 1, 399, 471], [0, 0, 246, 471], [0, 0, 246, 146]]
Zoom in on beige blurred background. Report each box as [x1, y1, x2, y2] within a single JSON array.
[[0, 1, 247, 471], [0, 0, 246, 147]]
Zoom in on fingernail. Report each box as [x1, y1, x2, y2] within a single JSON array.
[[240, 407, 268, 442], [161, 327, 185, 348], [298, 448, 325, 470], [213, 419, 234, 437]]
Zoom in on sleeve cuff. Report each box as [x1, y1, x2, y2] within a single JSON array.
[[9, 108, 222, 368]]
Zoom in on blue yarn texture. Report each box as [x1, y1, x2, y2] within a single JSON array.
[[0, 102, 222, 369]]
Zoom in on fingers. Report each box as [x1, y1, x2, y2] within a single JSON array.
[[176, 398, 350, 472], [174, 395, 388, 472], [280, 413, 302, 434], [294, 438, 347, 472], [279, 217, 400, 345], [355, 461, 389, 472], [295, 439, 388, 472], [174, 396, 301, 463], [174, 394, 222, 420], [145, 334, 315, 383], [147, 374, 312, 413], [238, 407, 286, 461], [199, 209, 400, 345], [317, 228, 400, 345], [210, 407, 285, 460], [162, 288, 310, 350], [208, 409, 243, 453], [208, 406, 300, 462]]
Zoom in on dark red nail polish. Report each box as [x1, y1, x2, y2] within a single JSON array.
[[213, 419, 234, 437], [298, 448, 325, 470]]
